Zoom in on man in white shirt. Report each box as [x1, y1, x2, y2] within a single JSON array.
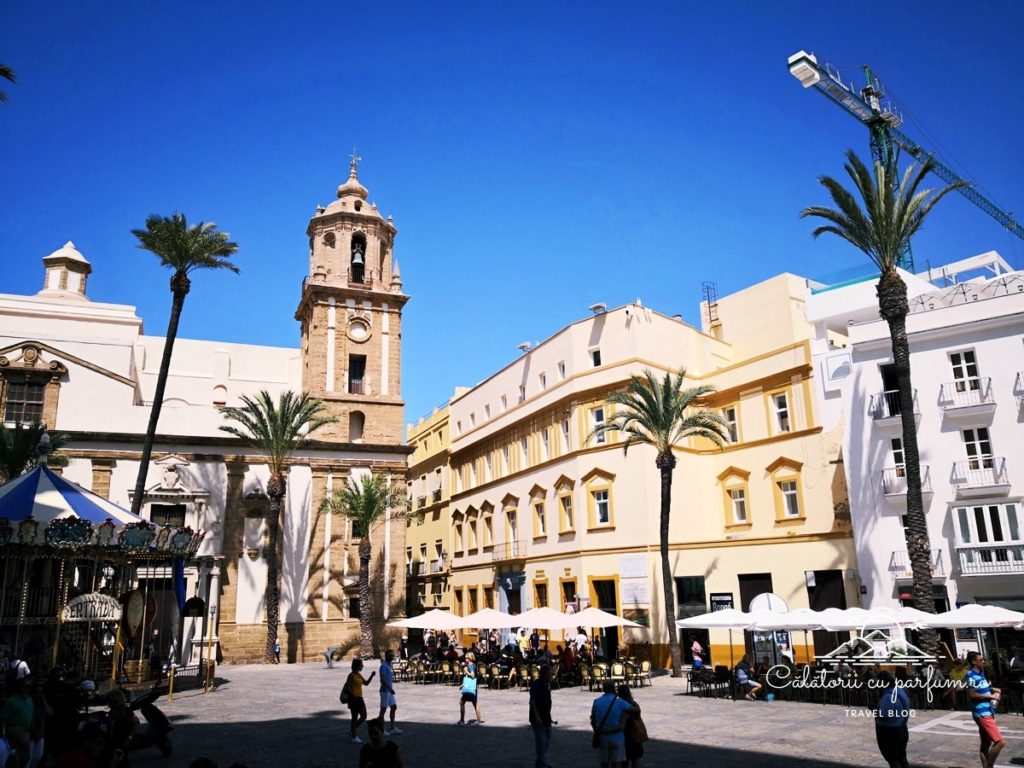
[[575, 629, 588, 653]]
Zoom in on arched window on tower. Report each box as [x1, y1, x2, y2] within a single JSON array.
[[350, 233, 367, 283], [349, 410, 365, 443]]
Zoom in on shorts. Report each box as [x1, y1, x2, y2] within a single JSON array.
[[460, 692, 477, 705], [380, 691, 397, 709], [598, 739, 626, 764], [976, 716, 1003, 750]]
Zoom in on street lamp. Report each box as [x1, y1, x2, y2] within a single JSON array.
[[204, 604, 217, 694]]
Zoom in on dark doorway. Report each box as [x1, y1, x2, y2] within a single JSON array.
[[806, 569, 849, 656], [592, 579, 618, 659], [348, 355, 367, 395], [505, 587, 521, 615], [880, 363, 899, 416], [738, 573, 774, 662], [676, 576, 708, 664]]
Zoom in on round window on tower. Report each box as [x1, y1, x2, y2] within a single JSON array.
[[347, 319, 371, 343]]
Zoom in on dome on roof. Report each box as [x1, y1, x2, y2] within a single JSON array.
[[337, 165, 368, 200], [44, 240, 90, 265]]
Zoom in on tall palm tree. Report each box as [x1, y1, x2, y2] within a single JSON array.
[[320, 473, 404, 658], [801, 149, 965, 654], [0, 64, 15, 104], [590, 369, 728, 677], [220, 390, 336, 662], [129, 213, 239, 516], [0, 423, 67, 484]]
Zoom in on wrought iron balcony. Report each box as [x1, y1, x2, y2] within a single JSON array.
[[939, 378, 995, 416], [951, 457, 1010, 498], [956, 542, 1024, 576], [430, 558, 446, 574], [492, 541, 526, 562], [881, 465, 932, 497], [888, 549, 945, 579], [349, 379, 366, 395], [869, 390, 919, 423], [415, 561, 427, 576]]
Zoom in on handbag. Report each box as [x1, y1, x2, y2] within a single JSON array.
[[591, 694, 618, 749], [625, 712, 649, 743], [339, 680, 351, 705]]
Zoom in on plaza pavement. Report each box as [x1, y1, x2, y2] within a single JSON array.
[[131, 660, 1024, 768]]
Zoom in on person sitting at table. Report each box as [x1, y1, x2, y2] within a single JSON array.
[[755, 656, 771, 677], [734, 655, 763, 701]]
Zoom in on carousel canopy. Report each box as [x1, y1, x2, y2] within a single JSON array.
[[0, 465, 204, 555]]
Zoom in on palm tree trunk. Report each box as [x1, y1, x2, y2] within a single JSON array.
[[358, 536, 372, 658], [656, 452, 682, 677], [878, 270, 939, 656], [131, 275, 189, 515], [265, 473, 284, 664]]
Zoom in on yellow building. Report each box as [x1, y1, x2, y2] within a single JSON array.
[[405, 398, 456, 618], [444, 274, 857, 667]]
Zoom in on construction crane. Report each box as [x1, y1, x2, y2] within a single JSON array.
[[788, 51, 1024, 251]]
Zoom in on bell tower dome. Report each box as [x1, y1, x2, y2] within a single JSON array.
[[296, 156, 409, 444]]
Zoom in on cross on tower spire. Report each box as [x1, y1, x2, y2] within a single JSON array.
[[349, 147, 362, 176]]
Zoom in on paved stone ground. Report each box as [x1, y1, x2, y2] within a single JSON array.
[[129, 661, 1024, 768]]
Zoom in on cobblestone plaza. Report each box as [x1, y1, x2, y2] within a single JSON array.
[[136, 661, 1023, 768]]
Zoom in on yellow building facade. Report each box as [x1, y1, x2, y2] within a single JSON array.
[[439, 274, 858, 667]]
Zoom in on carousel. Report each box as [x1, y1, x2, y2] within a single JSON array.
[[0, 447, 204, 683]]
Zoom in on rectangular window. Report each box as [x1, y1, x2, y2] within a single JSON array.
[[149, 504, 186, 528], [484, 587, 494, 609], [728, 489, 747, 524], [535, 582, 549, 608], [483, 514, 493, 546], [470, 412, 476, 427], [534, 502, 546, 536], [454, 589, 464, 616], [593, 490, 610, 524], [518, 385, 526, 404], [772, 392, 791, 433], [950, 350, 980, 392], [561, 419, 571, 451], [455, 420, 462, 435], [454, 523, 463, 552], [469, 461, 477, 486], [723, 406, 739, 443], [349, 597, 361, 619], [520, 437, 528, 466], [891, 438, 905, 475], [484, 404, 491, 419], [507, 510, 518, 544], [561, 579, 577, 610], [500, 395, 508, 412], [485, 454, 493, 481], [3, 381, 45, 423], [592, 406, 606, 444], [779, 480, 800, 518], [539, 373, 547, 390], [468, 588, 478, 615], [557, 361, 566, 380], [541, 428, 550, 460], [502, 445, 510, 473], [468, 519, 478, 550], [347, 354, 367, 395], [962, 427, 993, 469], [591, 349, 602, 367], [434, 539, 443, 559], [560, 495, 574, 531]]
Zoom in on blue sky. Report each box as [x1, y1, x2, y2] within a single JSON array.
[[2, 1, 1022, 426]]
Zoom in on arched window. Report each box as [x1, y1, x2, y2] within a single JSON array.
[[350, 233, 367, 283], [349, 410, 365, 443]]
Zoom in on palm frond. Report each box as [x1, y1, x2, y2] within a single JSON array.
[[132, 212, 241, 277], [320, 473, 405, 538]]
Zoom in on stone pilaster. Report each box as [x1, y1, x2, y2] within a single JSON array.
[[90, 458, 115, 498]]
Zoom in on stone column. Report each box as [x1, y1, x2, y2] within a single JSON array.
[[90, 458, 116, 499], [306, 467, 331, 621], [208, 561, 222, 660], [218, 459, 248, 627]]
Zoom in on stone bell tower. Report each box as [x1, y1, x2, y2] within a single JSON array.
[[296, 157, 408, 444]]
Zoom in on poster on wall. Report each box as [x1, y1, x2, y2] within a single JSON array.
[[710, 593, 734, 612]]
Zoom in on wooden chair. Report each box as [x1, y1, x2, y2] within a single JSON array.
[[549, 661, 561, 690], [638, 660, 653, 687], [439, 660, 453, 685], [609, 661, 627, 686], [578, 663, 590, 692], [517, 665, 531, 691], [489, 664, 506, 690], [589, 664, 607, 692]]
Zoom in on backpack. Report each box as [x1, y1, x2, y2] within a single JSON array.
[[339, 675, 351, 705]]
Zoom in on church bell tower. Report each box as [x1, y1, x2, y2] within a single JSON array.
[[296, 157, 408, 444]]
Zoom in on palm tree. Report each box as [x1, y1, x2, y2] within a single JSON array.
[[801, 149, 965, 653], [129, 213, 239, 516], [0, 64, 15, 104], [0, 423, 67, 484], [220, 390, 336, 662], [320, 473, 405, 658], [589, 369, 728, 677]]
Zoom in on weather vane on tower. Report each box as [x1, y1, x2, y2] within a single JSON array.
[[349, 146, 362, 175]]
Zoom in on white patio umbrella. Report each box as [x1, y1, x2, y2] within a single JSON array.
[[676, 609, 759, 630], [515, 606, 579, 630], [387, 608, 465, 631], [860, 606, 935, 629], [750, 609, 827, 631], [460, 607, 520, 629], [573, 606, 644, 629], [817, 607, 873, 631], [924, 603, 1024, 628]]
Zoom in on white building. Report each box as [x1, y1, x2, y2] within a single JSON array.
[[809, 252, 1024, 655]]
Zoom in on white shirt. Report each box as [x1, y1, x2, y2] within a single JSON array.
[[575, 633, 587, 650]]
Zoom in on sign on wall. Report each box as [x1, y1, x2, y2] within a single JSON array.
[[62, 593, 122, 623], [710, 593, 735, 612]]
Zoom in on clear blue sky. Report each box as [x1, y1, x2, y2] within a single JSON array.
[[2, 2, 1022, 426]]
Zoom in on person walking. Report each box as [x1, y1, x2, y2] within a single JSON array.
[[456, 651, 484, 725], [966, 651, 1004, 768], [617, 684, 648, 768], [345, 659, 376, 744], [378, 651, 401, 736], [529, 665, 556, 768], [590, 680, 635, 768], [273, 639, 280, 664], [874, 672, 911, 768]]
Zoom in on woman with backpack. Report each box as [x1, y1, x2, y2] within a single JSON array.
[[342, 659, 375, 744]]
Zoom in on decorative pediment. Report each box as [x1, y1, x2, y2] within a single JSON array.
[[129, 454, 210, 505], [480, 501, 494, 515], [501, 493, 519, 509], [553, 474, 575, 492], [581, 467, 615, 485], [716, 466, 751, 482], [528, 484, 546, 500], [766, 457, 803, 475], [0, 343, 68, 379], [451, 508, 464, 521]]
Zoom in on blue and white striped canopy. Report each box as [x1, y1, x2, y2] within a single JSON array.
[[0, 465, 143, 528]]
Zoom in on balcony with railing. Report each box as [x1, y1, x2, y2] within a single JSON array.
[[430, 558, 446, 574], [887, 549, 945, 580], [349, 379, 366, 395], [951, 457, 1010, 498], [939, 378, 996, 417], [881, 465, 932, 498], [432, 489, 443, 504], [956, 542, 1024, 576], [492, 541, 526, 562], [868, 390, 919, 424], [415, 561, 427, 576]]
